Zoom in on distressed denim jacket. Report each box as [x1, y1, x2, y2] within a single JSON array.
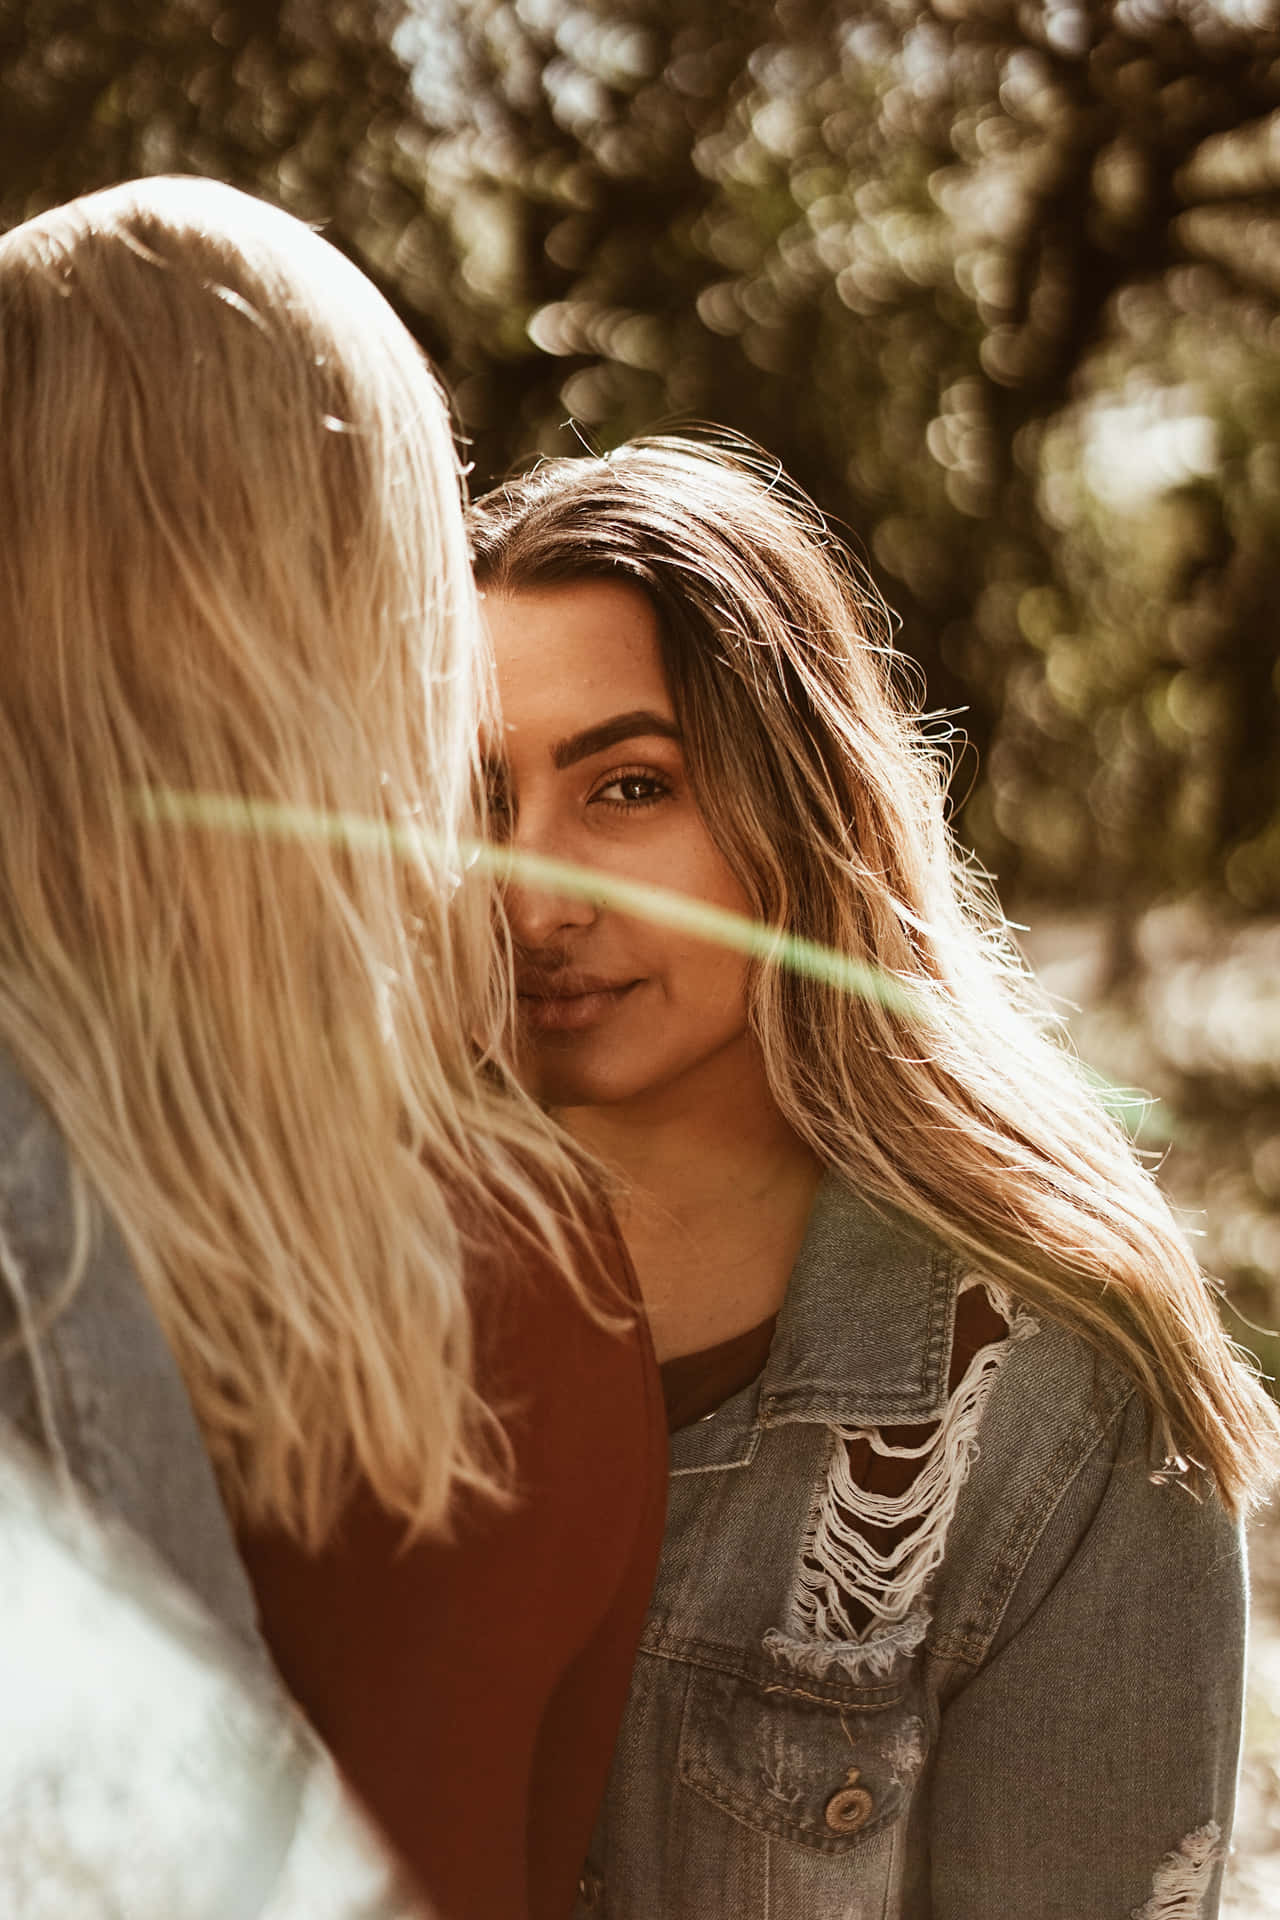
[[576, 1173, 1247, 1920]]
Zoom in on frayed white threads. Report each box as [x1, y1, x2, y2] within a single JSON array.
[[781, 1279, 1036, 1664], [764, 1612, 927, 1683], [1131, 1822, 1222, 1920]]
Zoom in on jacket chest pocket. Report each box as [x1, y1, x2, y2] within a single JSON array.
[[677, 1660, 925, 1858]]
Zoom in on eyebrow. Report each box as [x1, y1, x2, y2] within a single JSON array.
[[550, 709, 682, 770]]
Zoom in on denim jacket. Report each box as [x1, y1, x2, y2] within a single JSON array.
[[0, 1047, 436, 1916], [0, 1044, 265, 1655], [576, 1173, 1247, 1920]]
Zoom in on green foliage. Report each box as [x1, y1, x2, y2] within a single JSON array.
[[392, 0, 1280, 907], [0, 1, 435, 337], [4, 0, 1280, 904]]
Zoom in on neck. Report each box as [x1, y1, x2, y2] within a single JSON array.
[[558, 1047, 823, 1360], [563, 1080, 809, 1226]]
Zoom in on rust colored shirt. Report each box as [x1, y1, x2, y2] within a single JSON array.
[[238, 1213, 666, 1920], [660, 1316, 778, 1434]]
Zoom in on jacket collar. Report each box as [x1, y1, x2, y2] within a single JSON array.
[[756, 1172, 961, 1429]]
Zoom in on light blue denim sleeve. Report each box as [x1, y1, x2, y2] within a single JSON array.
[[928, 1389, 1247, 1919], [0, 1047, 265, 1654]]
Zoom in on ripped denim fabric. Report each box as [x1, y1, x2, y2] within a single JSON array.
[[575, 1175, 1246, 1920]]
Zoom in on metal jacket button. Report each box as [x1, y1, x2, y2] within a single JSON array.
[[824, 1766, 874, 1834]]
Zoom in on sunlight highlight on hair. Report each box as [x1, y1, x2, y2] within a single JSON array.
[[0, 177, 615, 1549]]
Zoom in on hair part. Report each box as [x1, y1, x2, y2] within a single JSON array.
[[470, 434, 1280, 1516], [0, 177, 600, 1548]]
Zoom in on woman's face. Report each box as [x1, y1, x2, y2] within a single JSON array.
[[484, 577, 758, 1116]]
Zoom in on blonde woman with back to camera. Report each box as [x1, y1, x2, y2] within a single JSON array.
[[0, 179, 665, 1920], [470, 436, 1280, 1920]]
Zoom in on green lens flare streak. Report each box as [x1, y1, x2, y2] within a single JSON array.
[[133, 788, 917, 1012], [132, 788, 1161, 1140]]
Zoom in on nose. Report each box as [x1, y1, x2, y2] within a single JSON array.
[[505, 868, 597, 948], [503, 815, 599, 950]]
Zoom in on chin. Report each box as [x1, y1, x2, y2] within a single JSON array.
[[524, 1048, 655, 1112], [536, 1069, 645, 1111]]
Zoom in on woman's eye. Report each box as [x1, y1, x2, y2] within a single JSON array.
[[592, 771, 670, 808]]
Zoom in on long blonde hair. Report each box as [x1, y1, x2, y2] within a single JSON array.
[[470, 435, 1280, 1516], [0, 177, 592, 1548]]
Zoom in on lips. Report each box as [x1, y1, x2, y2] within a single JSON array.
[[515, 972, 641, 1034]]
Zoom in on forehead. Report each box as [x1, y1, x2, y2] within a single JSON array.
[[483, 579, 671, 734]]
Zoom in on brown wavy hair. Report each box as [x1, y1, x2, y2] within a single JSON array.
[[470, 434, 1280, 1516]]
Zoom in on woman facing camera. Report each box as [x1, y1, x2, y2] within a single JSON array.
[[0, 179, 663, 1920], [470, 437, 1279, 1920]]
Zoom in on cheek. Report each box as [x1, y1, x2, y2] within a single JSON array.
[[665, 834, 756, 923], [655, 846, 756, 1013], [672, 940, 753, 1021]]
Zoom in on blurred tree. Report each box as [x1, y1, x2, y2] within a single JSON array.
[[0, 1, 436, 339], [388, 0, 1280, 919], [5, 0, 1280, 913]]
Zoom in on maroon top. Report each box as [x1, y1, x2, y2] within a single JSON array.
[[239, 1214, 666, 1920]]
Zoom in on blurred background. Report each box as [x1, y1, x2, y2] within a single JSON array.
[[3, 0, 1279, 1904]]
